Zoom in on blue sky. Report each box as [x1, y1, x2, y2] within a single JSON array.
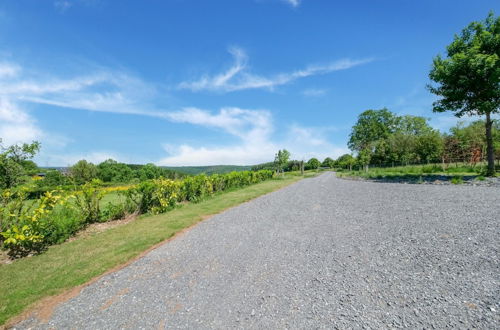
[[0, 0, 499, 166]]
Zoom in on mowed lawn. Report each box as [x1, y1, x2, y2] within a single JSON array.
[[0, 175, 304, 326]]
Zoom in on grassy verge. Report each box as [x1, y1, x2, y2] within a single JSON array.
[[0, 174, 303, 325], [335, 166, 496, 183]]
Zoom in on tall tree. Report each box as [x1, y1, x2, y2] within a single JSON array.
[[348, 108, 397, 152], [428, 12, 500, 176], [306, 157, 321, 170], [274, 150, 290, 174], [70, 160, 98, 184]]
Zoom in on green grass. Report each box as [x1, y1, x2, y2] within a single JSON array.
[[0, 174, 303, 326]]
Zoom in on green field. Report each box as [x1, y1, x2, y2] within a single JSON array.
[[0, 174, 303, 326]]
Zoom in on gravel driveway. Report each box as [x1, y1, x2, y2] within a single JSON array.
[[15, 172, 499, 329]]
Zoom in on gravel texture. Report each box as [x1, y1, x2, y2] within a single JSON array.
[[14, 172, 500, 329]]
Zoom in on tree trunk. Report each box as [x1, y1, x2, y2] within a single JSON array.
[[485, 112, 495, 176]]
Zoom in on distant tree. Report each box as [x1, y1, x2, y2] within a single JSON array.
[[336, 154, 356, 171], [0, 140, 41, 188], [348, 108, 397, 152], [97, 159, 134, 183], [138, 163, 164, 180], [43, 170, 69, 187], [70, 160, 98, 184], [274, 150, 291, 174], [306, 157, 321, 170], [428, 12, 500, 176], [322, 157, 335, 168]]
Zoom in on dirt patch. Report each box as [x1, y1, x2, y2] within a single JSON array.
[[67, 212, 139, 243], [0, 250, 12, 265]]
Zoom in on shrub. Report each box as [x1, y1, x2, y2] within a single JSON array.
[[74, 179, 105, 224], [451, 176, 464, 184], [125, 178, 182, 214], [0, 189, 70, 257], [41, 205, 83, 244]]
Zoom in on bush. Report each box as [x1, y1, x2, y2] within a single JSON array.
[[125, 178, 182, 214], [0, 189, 71, 257], [1, 169, 275, 258], [73, 179, 104, 224], [41, 205, 83, 245]]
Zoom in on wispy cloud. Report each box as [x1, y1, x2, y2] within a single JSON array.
[[178, 47, 373, 93], [0, 56, 348, 166], [301, 88, 327, 97], [0, 60, 160, 118]]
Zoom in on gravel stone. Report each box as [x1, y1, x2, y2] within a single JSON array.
[[14, 172, 500, 329]]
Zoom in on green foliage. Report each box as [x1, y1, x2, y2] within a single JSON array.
[[429, 12, 500, 175], [0, 189, 69, 257], [182, 174, 213, 202], [322, 157, 335, 168], [357, 149, 372, 171], [306, 158, 321, 170], [70, 160, 98, 185], [73, 179, 104, 224], [43, 170, 69, 186], [451, 176, 464, 184], [97, 159, 135, 183], [0, 169, 275, 258], [274, 149, 291, 173], [348, 108, 397, 152], [336, 154, 356, 170], [0, 140, 41, 189]]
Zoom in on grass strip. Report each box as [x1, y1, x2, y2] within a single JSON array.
[[0, 175, 302, 325]]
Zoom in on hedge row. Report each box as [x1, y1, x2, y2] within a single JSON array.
[[0, 170, 274, 258]]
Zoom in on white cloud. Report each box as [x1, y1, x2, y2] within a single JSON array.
[[158, 107, 348, 166], [0, 56, 349, 166], [284, 0, 301, 7], [285, 125, 349, 161], [158, 143, 277, 166], [179, 47, 373, 92], [163, 107, 272, 141], [0, 62, 20, 78], [302, 88, 327, 97], [158, 107, 275, 165], [0, 97, 43, 146]]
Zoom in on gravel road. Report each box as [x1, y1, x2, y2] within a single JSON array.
[[15, 172, 499, 329]]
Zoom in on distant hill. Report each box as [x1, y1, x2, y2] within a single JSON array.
[[163, 165, 252, 175]]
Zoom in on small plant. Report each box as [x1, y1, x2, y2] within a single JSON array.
[[450, 176, 464, 185], [476, 175, 485, 181]]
